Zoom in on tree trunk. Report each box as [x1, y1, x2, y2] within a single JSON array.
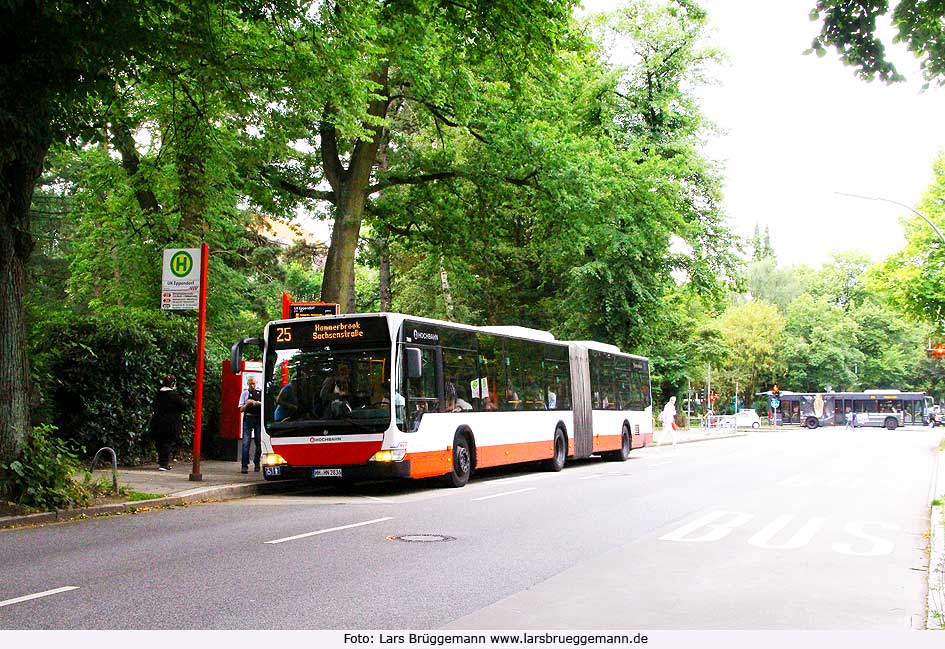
[[110, 117, 163, 229], [379, 234, 391, 311], [321, 188, 366, 313], [319, 66, 389, 313], [0, 141, 48, 463], [176, 107, 209, 240]]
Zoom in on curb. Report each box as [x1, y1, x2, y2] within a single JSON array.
[[0, 478, 305, 530], [0, 431, 750, 530], [928, 445, 945, 630], [651, 431, 748, 447]]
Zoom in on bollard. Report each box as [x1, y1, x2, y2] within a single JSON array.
[[89, 447, 119, 494]]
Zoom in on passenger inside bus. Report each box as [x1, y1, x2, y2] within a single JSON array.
[[317, 364, 351, 418], [273, 380, 298, 421]]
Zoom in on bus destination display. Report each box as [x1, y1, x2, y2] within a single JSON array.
[[269, 317, 389, 349]]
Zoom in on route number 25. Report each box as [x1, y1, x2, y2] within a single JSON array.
[[275, 327, 292, 343]]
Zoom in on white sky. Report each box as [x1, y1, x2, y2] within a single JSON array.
[[583, 0, 945, 268]]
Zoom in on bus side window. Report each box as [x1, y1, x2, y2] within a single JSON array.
[[443, 347, 477, 412]]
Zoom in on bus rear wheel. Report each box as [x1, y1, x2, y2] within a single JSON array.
[[805, 417, 819, 430], [545, 428, 567, 472], [604, 426, 631, 462], [444, 434, 472, 488], [884, 417, 898, 431]]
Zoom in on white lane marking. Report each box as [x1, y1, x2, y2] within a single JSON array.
[[471, 487, 537, 502], [264, 517, 393, 545], [660, 511, 753, 542], [747, 515, 826, 550], [0, 586, 80, 609], [833, 521, 898, 556], [362, 496, 395, 503], [579, 474, 605, 481], [494, 474, 550, 485]]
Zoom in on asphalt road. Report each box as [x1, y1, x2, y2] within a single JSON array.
[[0, 427, 939, 630]]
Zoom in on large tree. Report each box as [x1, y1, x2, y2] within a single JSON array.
[[0, 0, 309, 464], [386, 0, 739, 353], [715, 300, 785, 402], [266, 0, 576, 312], [0, 1, 153, 461]]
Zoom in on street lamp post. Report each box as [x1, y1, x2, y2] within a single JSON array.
[[835, 192, 945, 245], [838, 192, 945, 356]]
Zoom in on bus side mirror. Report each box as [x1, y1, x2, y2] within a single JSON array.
[[230, 337, 263, 374], [406, 347, 422, 379]]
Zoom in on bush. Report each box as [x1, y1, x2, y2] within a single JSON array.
[[0, 425, 94, 511], [30, 307, 199, 464]]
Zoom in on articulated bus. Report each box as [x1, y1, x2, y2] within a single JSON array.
[[775, 390, 932, 430], [230, 312, 653, 487]]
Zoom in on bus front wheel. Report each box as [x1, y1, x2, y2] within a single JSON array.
[[546, 428, 567, 472], [805, 417, 819, 430], [444, 434, 472, 488], [884, 417, 898, 431]]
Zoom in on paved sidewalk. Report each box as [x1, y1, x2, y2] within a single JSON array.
[[0, 459, 297, 530]]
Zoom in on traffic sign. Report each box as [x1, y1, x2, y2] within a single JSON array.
[[161, 248, 201, 310]]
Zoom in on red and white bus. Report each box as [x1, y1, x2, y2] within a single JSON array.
[[230, 313, 653, 487]]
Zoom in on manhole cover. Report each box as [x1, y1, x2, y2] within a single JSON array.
[[387, 534, 456, 543]]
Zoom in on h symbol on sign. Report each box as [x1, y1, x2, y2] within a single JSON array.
[[170, 251, 193, 277]]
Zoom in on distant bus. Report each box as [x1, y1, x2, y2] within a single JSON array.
[[774, 390, 932, 430], [230, 312, 653, 487]]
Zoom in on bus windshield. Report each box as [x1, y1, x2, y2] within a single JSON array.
[[264, 346, 392, 436]]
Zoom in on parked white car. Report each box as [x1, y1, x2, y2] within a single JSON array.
[[734, 408, 761, 428]]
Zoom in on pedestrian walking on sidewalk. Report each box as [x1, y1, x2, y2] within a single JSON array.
[[657, 396, 677, 449], [239, 376, 263, 473], [149, 375, 187, 471]]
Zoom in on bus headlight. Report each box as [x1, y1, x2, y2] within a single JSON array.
[[370, 448, 406, 463], [264, 453, 287, 466]]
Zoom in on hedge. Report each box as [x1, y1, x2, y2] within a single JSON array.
[[30, 307, 204, 465]]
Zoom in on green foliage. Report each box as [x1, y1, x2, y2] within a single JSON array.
[[30, 308, 198, 465], [387, 0, 738, 360], [715, 300, 786, 400], [747, 258, 805, 312], [0, 425, 94, 512], [876, 154, 945, 332], [780, 294, 865, 392], [808, 0, 945, 86]]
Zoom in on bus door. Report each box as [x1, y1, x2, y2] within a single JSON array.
[[834, 398, 848, 426], [403, 345, 440, 431]]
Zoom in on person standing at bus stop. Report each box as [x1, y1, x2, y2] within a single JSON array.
[[239, 376, 263, 473], [150, 375, 187, 471]]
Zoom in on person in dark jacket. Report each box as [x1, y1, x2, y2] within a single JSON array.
[[150, 375, 187, 471]]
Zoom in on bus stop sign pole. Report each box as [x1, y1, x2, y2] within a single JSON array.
[[190, 243, 209, 482]]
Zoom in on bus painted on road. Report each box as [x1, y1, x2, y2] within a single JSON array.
[[774, 390, 932, 430], [230, 313, 653, 487]]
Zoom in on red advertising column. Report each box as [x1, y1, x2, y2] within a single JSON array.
[[190, 243, 209, 482]]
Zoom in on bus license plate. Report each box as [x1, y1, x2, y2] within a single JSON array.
[[313, 468, 342, 478], [264, 466, 281, 477]]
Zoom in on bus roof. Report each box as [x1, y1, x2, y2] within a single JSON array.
[[763, 390, 928, 398], [267, 311, 647, 360]]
